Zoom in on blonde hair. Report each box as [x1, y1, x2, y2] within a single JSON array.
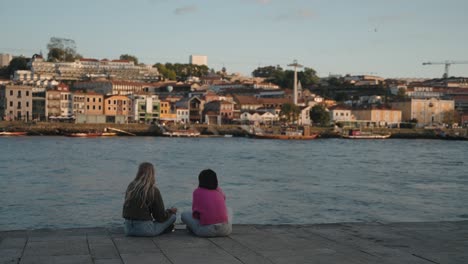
[[125, 162, 156, 208]]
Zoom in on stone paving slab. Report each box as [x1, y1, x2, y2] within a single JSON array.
[[0, 221, 467, 264]]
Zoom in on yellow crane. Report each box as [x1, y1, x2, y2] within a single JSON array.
[[422, 61, 468, 78]]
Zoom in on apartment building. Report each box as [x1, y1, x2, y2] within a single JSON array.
[[392, 98, 454, 127], [352, 108, 402, 126], [104, 95, 132, 123], [0, 85, 33, 121], [130, 94, 160, 123]]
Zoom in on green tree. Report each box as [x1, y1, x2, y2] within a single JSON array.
[[120, 54, 139, 65], [310, 104, 330, 126], [396, 88, 407, 100], [442, 110, 459, 125], [280, 103, 301, 123], [251, 65, 319, 89], [156, 63, 209, 80], [334, 92, 349, 102], [47, 37, 81, 62], [3, 57, 29, 77], [153, 63, 176, 80]]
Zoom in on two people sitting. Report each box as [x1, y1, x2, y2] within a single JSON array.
[[122, 162, 232, 237]]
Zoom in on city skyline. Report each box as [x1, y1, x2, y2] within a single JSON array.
[[1, 0, 468, 78]]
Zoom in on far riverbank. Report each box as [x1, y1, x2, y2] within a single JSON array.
[[1, 121, 467, 139]]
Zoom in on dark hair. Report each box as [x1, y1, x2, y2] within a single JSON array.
[[198, 169, 218, 190]]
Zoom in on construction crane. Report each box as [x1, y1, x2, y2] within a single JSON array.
[[422, 61, 468, 79]]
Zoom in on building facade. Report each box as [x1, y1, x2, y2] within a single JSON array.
[[0, 85, 33, 121], [392, 98, 455, 127], [130, 94, 160, 123], [0, 53, 13, 67], [189, 55, 208, 66]]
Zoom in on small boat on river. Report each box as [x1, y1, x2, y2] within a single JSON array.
[[66, 132, 117, 137], [162, 129, 200, 137], [252, 126, 319, 140], [342, 129, 391, 139], [0, 131, 28, 136]]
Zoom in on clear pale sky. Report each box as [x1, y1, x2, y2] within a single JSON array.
[[1, 0, 468, 78]]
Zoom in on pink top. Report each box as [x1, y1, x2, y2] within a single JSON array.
[[192, 187, 228, 225]]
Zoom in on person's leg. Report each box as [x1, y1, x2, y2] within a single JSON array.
[[124, 220, 156, 237], [181, 211, 199, 234], [152, 214, 177, 236]]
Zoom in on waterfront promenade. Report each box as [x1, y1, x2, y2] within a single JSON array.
[[1, 221, 466, 264]]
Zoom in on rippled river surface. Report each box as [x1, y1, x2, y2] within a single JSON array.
[[0, 136, 467, 230]]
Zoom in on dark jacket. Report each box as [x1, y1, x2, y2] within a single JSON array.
[[122, 184, 170, 222]]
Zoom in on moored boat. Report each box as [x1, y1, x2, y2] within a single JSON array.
[[253, 132, 319, 140], [342, 129, 391, 139], [162, 130, 200, 137], [252, 126, 319, 140], [66, 132, 103, 137], [0, 131, 28, 136]]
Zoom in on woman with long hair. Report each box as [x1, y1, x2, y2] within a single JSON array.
[[122, 162, 177, 236], [181, 169, 232, 237]]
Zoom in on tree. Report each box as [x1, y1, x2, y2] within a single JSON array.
[[310, 104, 330, 126], [396, 88, 407, 100], [334, 92, 349, 102], [442, 110, 459, 126], [251, 65, 319, 89], [47, 37, 81, 62], [154, 63, 209, 80], [3, 57, 29, 77], [119, 54, 139, 65], [153, 63, 176, 80], [280, 103, 301, 123]]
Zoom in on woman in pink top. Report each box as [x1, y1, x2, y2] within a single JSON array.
[[181, 169, 232, 237]]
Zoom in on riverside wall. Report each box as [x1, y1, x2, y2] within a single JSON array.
[[1, 121, 466, 139]]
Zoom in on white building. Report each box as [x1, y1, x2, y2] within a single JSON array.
[[130, 94, 160, 123], [240, 110, 278, 124], [176, 108, 189, 123], [329, 106, 354, 122], [0, 54, 13, 67], [189, 55, 208, 66], [298, 105, 312, 125]]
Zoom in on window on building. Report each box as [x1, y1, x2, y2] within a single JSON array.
[[123, 101, 126, 105], [99, 98, 102, 103], [108, 100, 111, 104], [98, 106, 101, 110], [87, 105, 90, 110], [108, 107, 111, 110], [93, 106, 96, 110], [9, 101, 13, 107], [93, 98, 96, 102], [114, 100, 116, 104], [10, 90, 13, 96], [26, 91, 29, 96], [18, 91, 21, 97], [26, 102, 29, 107], [17, 102, 21, 108], [87, 98, 90, 102]]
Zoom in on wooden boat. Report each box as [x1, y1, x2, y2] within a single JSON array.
[[66, 132, 103, 137], [342, 129, 391, 139], [253, 133, 319, 140], [252, 128, 319, 140], [0, 131, 28, 136], [162, 130, 200, 137], [66, 132, 118, 137]]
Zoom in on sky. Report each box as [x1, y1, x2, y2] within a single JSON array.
[[1, 0, 468, 78]]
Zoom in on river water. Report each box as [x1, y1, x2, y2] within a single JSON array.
[[0, 136, 467, 230]]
